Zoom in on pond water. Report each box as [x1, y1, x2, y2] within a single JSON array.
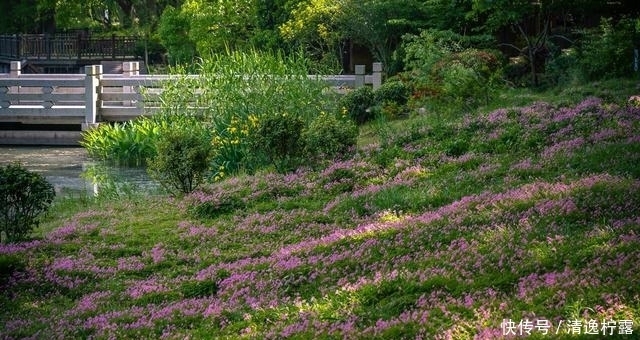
[[0, 146, 155, 196]]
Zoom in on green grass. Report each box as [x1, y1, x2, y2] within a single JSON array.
[[1, 82, 639, 339]]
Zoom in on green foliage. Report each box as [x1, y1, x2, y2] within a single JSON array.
[[339, 86, 375, 125], [543, 47, 578, 86], [186, 0, 258, 54], [438, 49, 503, 107], [135, 35, 166, 65], [180, 280, 219, 298], [251, 113, 306, 173], [280, 0, 429, 70], [576, 17, 639, 81], [402, 29, 502, 110], [370, 80, 412, 120], [0, 0, 45, 33], [0, 164, 55, 243], [188, 192, 246, 219], [147, 128, 213, 196], [160, 50, 328, 177], [279, 0, 344, 66], [303, 112, 358, 161], [339, 0, 429, 68], [0, 254, 24, 284], [373, 80, 411, 106], [81, 110, 205, 166], [158, 5, 197, 64], [81, 119, 161, 166]]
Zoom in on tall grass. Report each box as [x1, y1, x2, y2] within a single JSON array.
[[156, 49, 334, 176], [80, 113, 200, 167], [80, 119, 160, 166], [81, 50, 333, 176]]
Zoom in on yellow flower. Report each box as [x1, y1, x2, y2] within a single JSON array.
[[248, 114, 259, 127]]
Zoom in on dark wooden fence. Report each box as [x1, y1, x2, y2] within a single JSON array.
[[0, 34, 138, 61]]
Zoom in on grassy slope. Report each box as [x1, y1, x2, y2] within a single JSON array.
[[1, 84, 640, 339]]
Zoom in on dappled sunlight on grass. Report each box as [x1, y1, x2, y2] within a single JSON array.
[[1, 95, 639, 338]]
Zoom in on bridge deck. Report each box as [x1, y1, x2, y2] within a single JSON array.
[[0, 34, 139, 68]]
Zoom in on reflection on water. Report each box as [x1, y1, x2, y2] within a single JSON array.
[[0, 146, 156, 196]]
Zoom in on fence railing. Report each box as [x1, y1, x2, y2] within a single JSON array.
[[0, 34, 138, 61], [0, 61, 383, 128]]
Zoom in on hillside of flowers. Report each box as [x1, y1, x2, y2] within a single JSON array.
[[1, 97, 639, 339]]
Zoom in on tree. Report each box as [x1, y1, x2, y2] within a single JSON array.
[[179, 0, 258, 54], [340, 0, 428, 71], [468, 0, 550, 86], [158, 5, 196, 64], [251, 0, 301, 50], [467, 0, 638, 86], [147, 128, 212, 195], [280, 0, 345, 65], [0, 164, 55, 243], [0, 0, 55, 33], [280, 0, 429, 71]]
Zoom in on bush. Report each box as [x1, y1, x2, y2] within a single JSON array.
[[544, 47, 580, 86], [401, 29, 502, 109], [576, 17, 638, 80], [0, 164, 55, 243], [147, 128, 213, 195], [81, 113, 201, 166], [304, 112, 358, 161], [431, 49, 503, 108], [339, 86, 376, 125], [0, 254, 24, 281], [373, 80, 411, 106], [250, 113, 306, 173]]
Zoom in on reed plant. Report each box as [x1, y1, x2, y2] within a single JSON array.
[[81, 111, 202, 167], [159, 49, 332, 176], [82, 50, 333, 176], [80, 119, 159, 166]]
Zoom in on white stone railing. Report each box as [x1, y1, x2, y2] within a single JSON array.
[[0, 61, 383, 129]]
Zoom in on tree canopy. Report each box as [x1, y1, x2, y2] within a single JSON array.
[[3, 0, 639, 83]]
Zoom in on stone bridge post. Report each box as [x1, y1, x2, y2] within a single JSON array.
[[83, 65, 102, 131]]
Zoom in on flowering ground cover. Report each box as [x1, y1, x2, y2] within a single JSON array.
[[1, 97, 639, 339]]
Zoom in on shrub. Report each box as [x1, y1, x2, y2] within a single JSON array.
[[576, 17, 638, 80], [304, 112, 358, 161], [0, 254, 24, 283], [0, 164, 55, 243], [339, 86, 376, 124], [250, 113, 306, 173], [401, 29, 502, 109], [431, 49, 503, 108], [157, 5, 196, 64], [147, 128, 212, 195], [373, 80, 411, 106], [544, 47, 580, 86]]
